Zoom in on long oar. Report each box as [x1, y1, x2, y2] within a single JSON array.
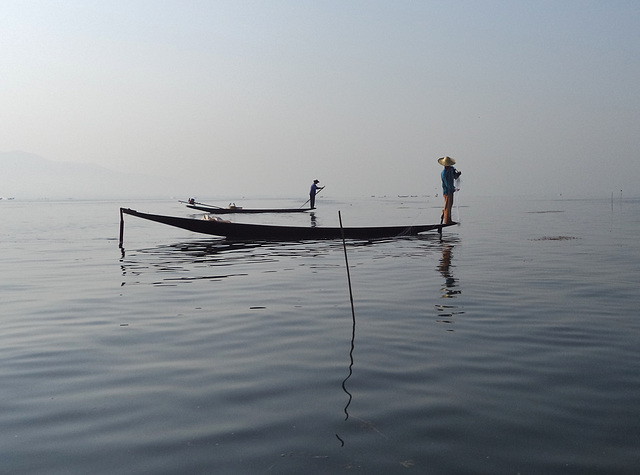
[[198, 201, 224, 209], [180, 200, 224, 209], [299, 186, 325, 208]]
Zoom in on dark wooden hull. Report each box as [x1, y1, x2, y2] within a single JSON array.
[[185, 203, 310, 214], [121, 208, 454, 241]]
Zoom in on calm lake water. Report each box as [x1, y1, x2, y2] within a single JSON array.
[[1, 195, 639, 474]]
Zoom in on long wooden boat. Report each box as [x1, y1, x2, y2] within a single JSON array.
[[120, 208, 454, 241], [179, 200, 310, 214]]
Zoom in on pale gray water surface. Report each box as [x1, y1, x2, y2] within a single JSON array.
[[1, 196, 639, 474]]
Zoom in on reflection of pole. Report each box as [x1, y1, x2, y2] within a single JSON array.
[[341, 312, 355, 421]]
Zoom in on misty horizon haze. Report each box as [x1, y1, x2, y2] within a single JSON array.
[[2, 2, 639, 200]]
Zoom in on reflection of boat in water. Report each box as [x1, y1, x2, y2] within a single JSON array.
[[119, 238, 339, 284], [120, 208, 455, 242]]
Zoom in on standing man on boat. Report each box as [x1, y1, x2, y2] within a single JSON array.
[[438, 156, 461, 224], [309, 179, 324, 209]]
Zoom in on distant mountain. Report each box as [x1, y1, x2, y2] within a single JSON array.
[[0, 151, 189, 200]]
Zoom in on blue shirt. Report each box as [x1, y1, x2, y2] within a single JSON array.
[[441, 167, 457, 195]]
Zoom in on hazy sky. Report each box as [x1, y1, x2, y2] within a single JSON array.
[[2, 0, 639, 198]]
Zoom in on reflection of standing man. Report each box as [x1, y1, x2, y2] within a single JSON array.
[[438, 244, 461, 298], [438, 156, 461, 225], [436, 243, 461, 328], [438, 244, 455, 289], [309, 179, 324, 209]]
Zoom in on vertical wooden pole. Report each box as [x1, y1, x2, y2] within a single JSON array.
[[119, 208, 125, 248], [338, 211, 356, 322]]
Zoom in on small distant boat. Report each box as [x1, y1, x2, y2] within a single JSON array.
[[120, 208, 454, 242], [180, 200, 310, 214]]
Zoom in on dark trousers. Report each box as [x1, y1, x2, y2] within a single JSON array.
[[309, 193, 315, 209]]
